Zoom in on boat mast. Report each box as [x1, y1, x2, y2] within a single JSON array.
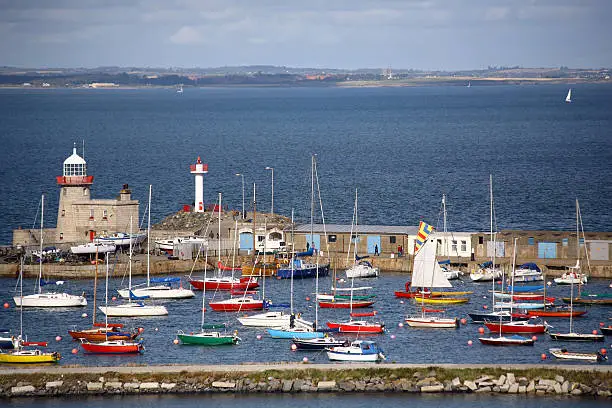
[[490, 175, 496, 307], [105, 252, 109, 329], [290, 209, 294, 315], [508, 238, 518, 326], [147, 184, 152, 287], [442, 194, 448, 257], [128, 215, 133, 304], [310, 155, 315, 253], [253, 183, 257, 264], [92, 248, 98, 325], [217, 192, 221, 268], [38, 194, 44, 295], [202, 247, 208, 333], [19, 256, 23, 340], [262, 218, 267, 301]]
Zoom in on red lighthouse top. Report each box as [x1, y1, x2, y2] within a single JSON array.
[[190, 156, 208, 173], [56, 145, 94, 186]]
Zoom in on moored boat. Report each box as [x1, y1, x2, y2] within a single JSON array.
[[549, 348, 607, 362], [484, 319, 547, 334], [326, 340, 385, 362], [80, 339, 143, 354], [292, 337, 347, 350], [0, 348, 61, 364], [70, 242, 116, 255], [478, 334, 535, 346], [209, 296, 264, 312]]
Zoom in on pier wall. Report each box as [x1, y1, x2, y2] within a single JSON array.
[[0, 364, 610, 398]]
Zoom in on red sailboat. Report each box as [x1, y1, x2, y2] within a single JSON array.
[[80, 339, 143, 354], [527, 308, 587, 318], [484, 319, 547, 334], [209, 296, 264, 312], [394, 281, 435, 299], [188, 276, 259, 291], [327, 312, 384, 334]]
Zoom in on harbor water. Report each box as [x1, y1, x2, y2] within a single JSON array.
[[1, 84, 612, 244]]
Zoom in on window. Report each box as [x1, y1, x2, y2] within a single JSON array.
[[562, 238, 569, 247], [61, 209, 65, 217], [328, 235, 337, 243], [389, 236, 396, 244], [461, 240, 467, 252], [579, 238, 585, 246], [89, 209, 94, 220], [351, 234, 359, 243], [451, 240, 458, 252], [528, 237, 535, 245], [257, 236, 265, 242], [59, 233, 63, 240], [478, 236, 484, 244], [102, 209, 108, 219]]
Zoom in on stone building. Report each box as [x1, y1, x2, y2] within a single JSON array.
[[12, 145, 139, 247]]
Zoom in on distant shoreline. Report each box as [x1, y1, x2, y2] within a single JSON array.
[[0, 77, 609, 90]]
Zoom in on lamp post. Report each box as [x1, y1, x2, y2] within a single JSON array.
[[235, 173, 245, 219], [265, 166, 274, 215]]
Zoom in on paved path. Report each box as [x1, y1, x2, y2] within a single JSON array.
[[1, 362, 609, 375]]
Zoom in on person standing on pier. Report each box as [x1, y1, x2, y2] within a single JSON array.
[[374, 244, 379, 256]]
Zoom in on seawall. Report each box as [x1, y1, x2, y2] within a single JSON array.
[[1, 363, 610, 398]]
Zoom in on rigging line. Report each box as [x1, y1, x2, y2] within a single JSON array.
[[577, 199, 592, 276], [186, 211, 215, 279]]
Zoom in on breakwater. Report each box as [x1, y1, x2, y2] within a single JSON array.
[[1, 364, 610, 398]]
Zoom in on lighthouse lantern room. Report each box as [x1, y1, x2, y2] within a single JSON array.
[[189, 156, 208, 213]]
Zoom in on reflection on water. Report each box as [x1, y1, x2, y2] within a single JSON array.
[[5, 393, 611, 408]]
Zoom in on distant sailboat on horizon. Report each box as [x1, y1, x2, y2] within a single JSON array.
[[177, 84, 184, 94], [565, 88, 572, 103], [467, 81, 471, 88]]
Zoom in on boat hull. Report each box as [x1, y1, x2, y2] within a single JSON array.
[[292, 337, 347, 350], [81, 341, 143, 354], [549, 348, 607, 362], [478, 335, 535, 346], [0, 350, 60, 363], [117, 286, 195, 299], [188, 278, 259, 291], [68, 328, 138, 342], [267, 328, 324, 339], [413, 296, 469, 305], [14, 293, 87, 307], [405, 317, 458, 328], [98, 304, 168, 317], [548, 332, 605, 342], [484, 322, 546, 334], [562, 297, 612, 305], [326, 321, 384, 334], [318, 300, 374, 309], [276, 265, 330, 279], [177, 333, 238, 345], [526, 309, 587, 318], [209, 298, 264, 312]]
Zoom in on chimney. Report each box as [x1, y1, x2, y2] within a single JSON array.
[[119, 184, 131, 201]]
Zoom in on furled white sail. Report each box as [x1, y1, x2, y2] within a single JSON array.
[[411, 234, 452, 288]]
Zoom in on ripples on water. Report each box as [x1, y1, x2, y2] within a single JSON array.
[[1, 84, 612, 244], [0, 274, 610, 366], [4, 393, 611, 408]]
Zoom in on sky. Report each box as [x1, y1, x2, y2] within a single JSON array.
[[1, 0, 611, 70]]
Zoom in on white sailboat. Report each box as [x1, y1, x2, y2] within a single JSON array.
[[405, 225, 458, 328], [14, 195, 87, 308], [554, 200, 588, 285], [565, 88, 572, 103], [345, 189, 379, 279], [99, 216, 168, 317], [118, 185, 194, 300], [438, 195, 463, 280]]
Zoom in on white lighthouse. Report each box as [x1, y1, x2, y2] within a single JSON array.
[[190, 156, 208, 212]]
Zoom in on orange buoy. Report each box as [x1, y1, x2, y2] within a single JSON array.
[[71, 348, 78, 354], [483, 305, 488, 309], [592, 330, 598, 335], [478, 327, 485, 334], [305, 297, 310, 301], [302, 357, 309, 363], [600, 322, 604, 327], [532, 336, 537, 341], [600, 348, 607, 355], [460, 318, 467, 325], [291, 344, 297, 351], [3, 302, 9, 309], [541, 353, 547, 360], [173, 339, 179, 345], [138, 327, 145, 333]]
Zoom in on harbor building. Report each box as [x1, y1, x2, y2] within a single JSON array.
[[12, 145, 139, 247]]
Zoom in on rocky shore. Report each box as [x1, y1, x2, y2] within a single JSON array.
[[1, 364, 610, 398]]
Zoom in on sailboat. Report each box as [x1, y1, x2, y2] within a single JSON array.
[[405, 224, 458, 328], [81, 256, 145, 354], [209, 193, 264, 313], [565, 88, 572, 103], [238, 218, 296, 329], [177, 248, 240, 345], [118, 185, 194, 299], [549, 348, 607, 362], [188, 192, 259, 292], [14, 195, 87, 308], [345, 189, 379, 279], [548, 200, 604, 342], [177, 84, 184, 94], [556, 200, 589, 286], [479, 238, 535, 346], [0, 257, 61, 363], [267, 210, 321, 340], [326, 340, 386, 362], [69, 249, 140, 342], [98, 216, 168, 317]]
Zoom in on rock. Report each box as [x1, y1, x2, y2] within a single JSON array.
[[421, 385, 444, 393], [536, 390, 546, 395], [555, 375, 565, 384], [497, 375, 506, 386], [571, 388, 583, 396], [561, 381, 569, 393], [518, 386, 526, 393], [87, 382, 103, 391], [451, 377, 461, 389], [597, 390, 611, 397], [535, 385, 549, 391], [416, 377, 438, 387], [492, 386, 500, 392], [161, 383, 176, 390], [124, 383, 140, 390], [355, 380, 366, 391], [508, 384, 519, 394], [105, 382, 123, 389], [538, 379, 556, 387], [517, 377, 529, 386], [46, 381, 64, 389], [338, 381, 355, 392], [140, 382, 160, 390], [281, 380, 293, 392], [401, 381, 418, 392], [554, 383, 562, 394], [317, 381, 336, 391], [98, 377, 105, 383], [268, 379, 281, 392], [444, 382, 453, 392], [475, 376, 490, 384], [426, 370, 437, 378], [475, 386, 492, 393], [293, 379, 304, 392], [506, 373, 516, 385], [580, 384, 592, 394], [464, 381, 477, 391], [11, 385, 36, 395], [499, 384, 510, 393], [526, 380, 535, 393], [413, 371, 423, 380], [478, 381, 495, 387]]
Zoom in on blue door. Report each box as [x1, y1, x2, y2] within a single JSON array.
[[305, 234, 320, 251], [367, 236, 381, 255], [538, 242, 557, 259], [240, 233, 253, 250]]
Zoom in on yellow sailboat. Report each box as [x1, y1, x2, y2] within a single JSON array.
[[0, 256, 61, 364], [413, 295, 469, 305]]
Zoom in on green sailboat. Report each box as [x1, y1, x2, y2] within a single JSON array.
[[176, 239, 240, 346]]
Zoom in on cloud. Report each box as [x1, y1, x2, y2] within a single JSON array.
[[169, 26, 206, 44]]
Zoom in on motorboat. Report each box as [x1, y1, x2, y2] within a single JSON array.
[[345, 260, 379, 279], [70, 242, 116, 255], [326, 340, 385, 362]]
